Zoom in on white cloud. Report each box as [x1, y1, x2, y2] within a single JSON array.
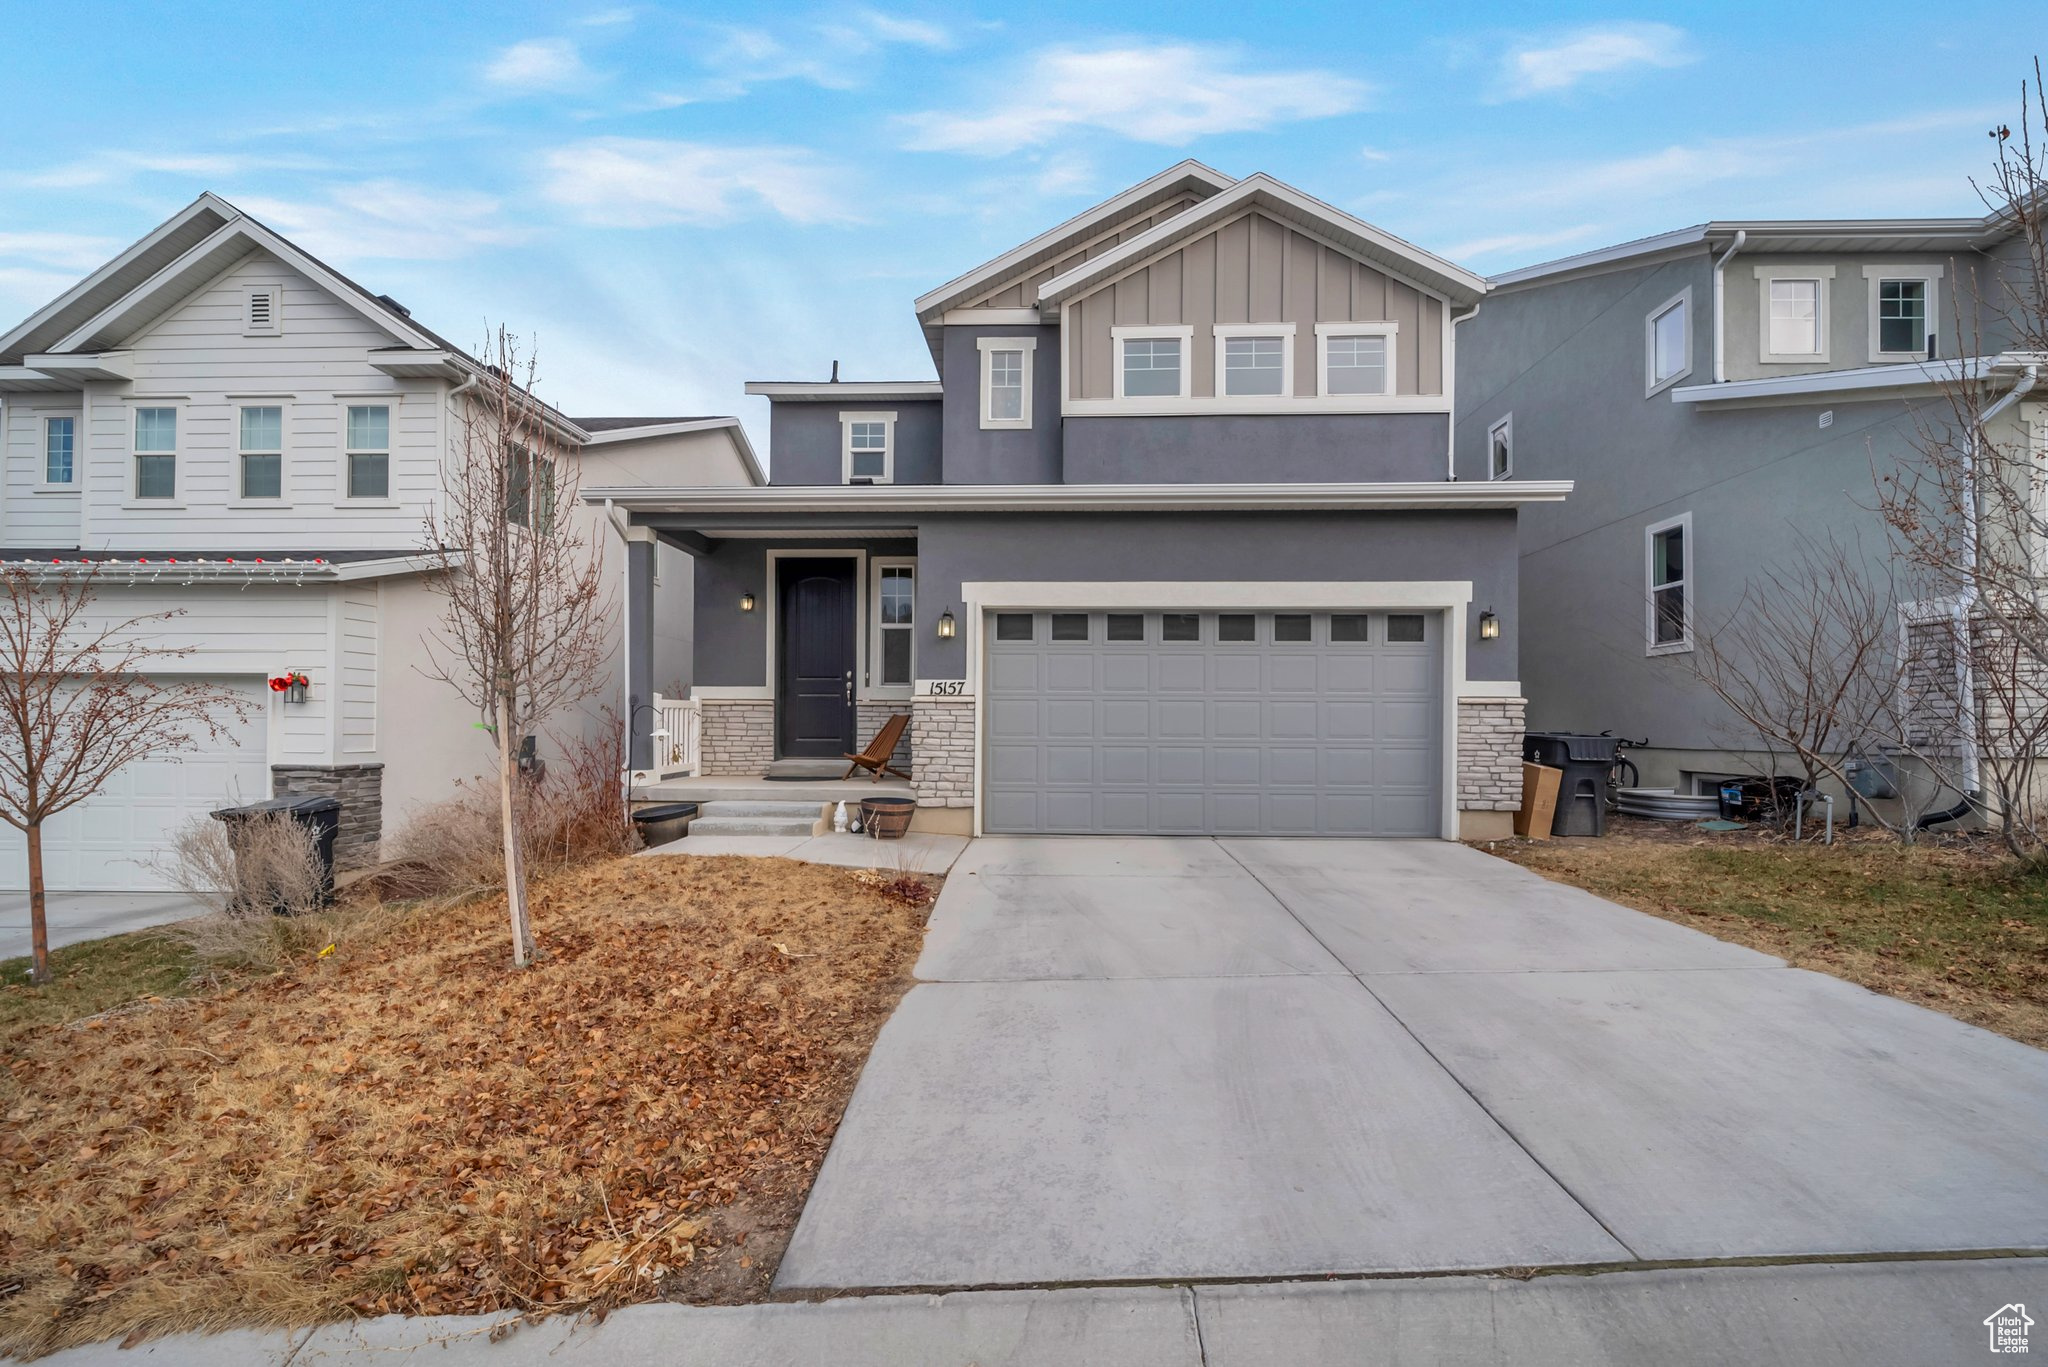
[[1438, 225, 1600, 262], [902, 43, 1369, 155], [538, 139, 853, 227], [0, 232, 123, 272], [648, 10, 952, 105], [1498, 23, 1694, 99], [237, 182, 521, 261], [19, 151, 318, 191], [484, 37, 591, 93]]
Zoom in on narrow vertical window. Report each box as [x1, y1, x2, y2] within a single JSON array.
[[1647, 515, 1692, 653], [346, 404, 390, 499], [1488, 414, 1512, 480], [1646, 292, 1690, 393], [504, 445, 552, 530], [134, 407, 176, 499], [239, 405, 283, 499], [43, 416, 75, 485], [876, 564, 914, 686]]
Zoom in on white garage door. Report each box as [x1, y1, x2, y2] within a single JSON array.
[[984, 609, 1444, 836], [0, 676, 271, 892]]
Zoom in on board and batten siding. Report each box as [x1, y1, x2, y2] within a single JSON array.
[[965, 197, 1202, 309], [1066, 211, 1445, 401], [337, 582, 380, 757], [1, 397, 82, 545], [78, 249, 439, 552]]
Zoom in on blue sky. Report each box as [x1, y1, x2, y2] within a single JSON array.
[[0, 1, 2031, 448]]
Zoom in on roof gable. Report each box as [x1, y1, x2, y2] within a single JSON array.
[[1036, 174, 1486, 310]]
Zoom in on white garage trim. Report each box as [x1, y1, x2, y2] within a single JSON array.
[[960, 580, 1475, 839]]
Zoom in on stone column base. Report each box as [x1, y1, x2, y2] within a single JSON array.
[[698, 698, 775, 775], [270, 762, 384, 871], [911, 697, 975, 808], [1456, 697, 1526, 813]]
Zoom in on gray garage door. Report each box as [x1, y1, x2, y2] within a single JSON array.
[[984, 609, 1443, 836]]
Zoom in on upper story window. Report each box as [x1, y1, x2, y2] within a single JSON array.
[[239, 405, 283, 500], [1755, 265, 1832, 364], [1113, 326, 1192, 400], [505, 444, 556, 531], [1316, 324, 1396, 397], [345, 404, 390, 500], [1863, 265, 1942, 362], [133, 406, 177, 500], [1645, 289, 1691, 396], [243, 283, 283, 337], [42, 416, 75, 486], [840, 410, 895, 483], [977, 336, 1034, 430], [1488, 413, 1513, 480], [1646, 512, 1693, 655], [1215, 324, 1295, 397]]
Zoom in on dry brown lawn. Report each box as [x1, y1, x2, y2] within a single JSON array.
[[0, 855, 934, 1358], [1484, 818, 2048, 1048]]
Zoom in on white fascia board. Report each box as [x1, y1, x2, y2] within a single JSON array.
[[23, 352, 134, 381], [1038, 175, 1487, 309], [0, 366, 82, 393], [743, 381, 942, 401], [579, 480, 1574, 514], [1669, 356, 1995, 406], [366, 349, 467, 380], [0, 193, 232, 361], [911, 160, 1237, 321]]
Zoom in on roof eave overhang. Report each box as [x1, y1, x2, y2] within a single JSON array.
[[580, 480, 1573, 516], [578, 416, 767, 486], [24, 351, 134, 381], [1667, 354, 2040, 407], [744, 381, 943, 402], [2, 552, 460, 584], [0, 366, 80, 394]]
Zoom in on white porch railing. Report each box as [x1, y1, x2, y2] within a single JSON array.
[[652, 694, 701, 776]]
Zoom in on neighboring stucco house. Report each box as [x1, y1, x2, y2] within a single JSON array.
[[0, 194, 760, 892], [594, 163, 1569, 839], [1457, 205, 2044, 796]]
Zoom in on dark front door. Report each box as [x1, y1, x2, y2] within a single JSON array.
[[776, 558, 858, 758]]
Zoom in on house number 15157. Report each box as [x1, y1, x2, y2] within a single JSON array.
[[925, 679, 966, 696]]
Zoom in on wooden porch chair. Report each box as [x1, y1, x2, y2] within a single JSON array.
[[844, 712, 912, 782]]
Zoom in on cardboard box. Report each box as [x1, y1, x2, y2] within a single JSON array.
[[1515, 762, 1562, 839]]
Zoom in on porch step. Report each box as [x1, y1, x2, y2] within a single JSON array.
[[687, 800, 829, 839]]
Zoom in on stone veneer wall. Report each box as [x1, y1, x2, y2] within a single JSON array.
[[1456, 698, 1526, 812], [857, 701, 913, 771], [270, 762, 384, 871], [911, 698, 975, 808], [698, 699, 774, 775]]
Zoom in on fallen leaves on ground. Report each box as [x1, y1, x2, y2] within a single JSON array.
[[0, 855, 934, 1358]]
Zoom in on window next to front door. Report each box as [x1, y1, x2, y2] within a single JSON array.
[[872, 559, 915, 692], [1646, 512, 1693, 655]]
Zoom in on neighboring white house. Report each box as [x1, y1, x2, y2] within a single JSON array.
[[0, 193, 762, 892]]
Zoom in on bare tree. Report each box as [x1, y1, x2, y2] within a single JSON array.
[[420, 329, 612, 967], [1875, 61, 2048, 855], [0, 566, 251, 983], [1688, 536, 1951, 840]]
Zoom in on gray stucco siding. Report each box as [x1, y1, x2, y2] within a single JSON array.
[[941, 324, 1062, 484], [1063, 413, 1450, 484], [766, 399, 943, 486], [689, 536, 917, 688], [1722, 252, 1962, 381]]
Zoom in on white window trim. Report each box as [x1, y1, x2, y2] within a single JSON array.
[[127, 402, 181, 507], [1644, 288, 1693, 397], [243, 282, 284, 338], [1111, 324, 1194, 401], [342, 402, 396, 505], [1487, 412, 1513, 481], [839, 409, 897, 484], [36, 412, 80, 491], [868, 556, 917, 698], [229, 402, 291, 507], [1645, 512, 1694, 656], [1753, 265, 1834, 365], [1860, 264, 1943, 364], [1213, 322, 1297, 399], [976, 336, 1035, 431], [1314, 321, 1398, 398]]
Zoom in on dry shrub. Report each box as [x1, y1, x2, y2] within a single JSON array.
[[157, 814, 336, 972], [379, 722, 631, 901]]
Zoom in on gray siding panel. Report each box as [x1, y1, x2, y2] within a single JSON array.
[[767, 400, 943, 486], [940, 324, 1062, 484], [1061, 412, 1448, 484]]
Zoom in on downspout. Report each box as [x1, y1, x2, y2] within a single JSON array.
[[1447, 301, 1481, 480], [1711, 230, 1746, 384]]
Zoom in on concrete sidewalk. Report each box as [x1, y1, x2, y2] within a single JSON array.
[[635, 829, 969, 874], [0, 891, 206, 962], [39, 1258, 2047, 1365]]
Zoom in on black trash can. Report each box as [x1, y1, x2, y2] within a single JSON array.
[[1523, 733, 1619, 837], [209, 795, 341, 912], [630, 802, 699, 848]]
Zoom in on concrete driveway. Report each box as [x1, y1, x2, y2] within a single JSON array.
[[0, 891, 207, 963], [777, 837, 2048, 1291]]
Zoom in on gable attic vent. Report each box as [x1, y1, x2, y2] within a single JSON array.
[[244, 284, 283, 337]]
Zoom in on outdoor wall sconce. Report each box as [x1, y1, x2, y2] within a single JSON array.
[[936, 608, 957, 639], [1478, 607, 1500, 640], [740, 592, 756, 612]]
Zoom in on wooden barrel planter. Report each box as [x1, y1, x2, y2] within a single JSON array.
[[859, 797, 915, 840]]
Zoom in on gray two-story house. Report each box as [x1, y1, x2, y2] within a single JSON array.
[[1456, 206, 2043, 796], [594, 163, 1572, 839]]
